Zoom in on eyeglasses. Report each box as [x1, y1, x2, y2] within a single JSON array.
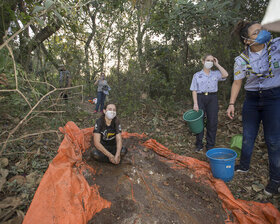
[[249, 29, 261, 37]]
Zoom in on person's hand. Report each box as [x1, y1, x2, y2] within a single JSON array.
[[213, 57, 219, 67], [193, 104, 199, 112], [227, 105, 235, 119], [109, 154, 117, 164], [114, 154, 121, 164]]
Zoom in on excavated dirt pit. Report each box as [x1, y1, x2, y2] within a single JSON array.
[[83, 137, 227, 224]]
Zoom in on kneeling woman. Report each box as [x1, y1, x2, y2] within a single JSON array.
[[92, 103, 126, 164]]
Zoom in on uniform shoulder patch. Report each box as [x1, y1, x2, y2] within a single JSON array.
[[234, 71, 241, 76]]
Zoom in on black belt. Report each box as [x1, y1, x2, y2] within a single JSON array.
[[246, 86, 280, 94], [197, 92, 217, 95]]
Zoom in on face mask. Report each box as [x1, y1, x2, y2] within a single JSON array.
[[105, 110, 116, 120], [255, 30, 271, 44], [204, 61, 213, 69], [244, 30, 271, 46]]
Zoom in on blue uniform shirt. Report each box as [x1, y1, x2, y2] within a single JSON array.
[[234, 37, 280, 91], [190, 70, 225, 93]]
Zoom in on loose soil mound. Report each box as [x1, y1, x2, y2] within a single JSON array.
[[85, 137, 226, 224]]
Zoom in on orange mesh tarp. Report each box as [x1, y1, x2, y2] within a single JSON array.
[[23, 122, 280, 224]]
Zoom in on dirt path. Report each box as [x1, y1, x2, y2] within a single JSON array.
[[1, 99, 277, 224]]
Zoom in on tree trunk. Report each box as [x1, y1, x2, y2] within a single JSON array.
[[184, 37, 189, 74], [0, 0, 18, 45], [40, 43, 59, 69], [18, 21, 61, 71], [84, 9, 97, 96]]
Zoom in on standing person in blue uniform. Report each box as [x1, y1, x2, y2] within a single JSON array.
[[92, 103, 127, 164], [227, 21, 280, 196], [58, 65, 71, 100], [94, 73, 110, 113], [190, 55, 228, 152]]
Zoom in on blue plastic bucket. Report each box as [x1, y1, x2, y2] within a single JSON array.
[[206, 148, 237, 182]]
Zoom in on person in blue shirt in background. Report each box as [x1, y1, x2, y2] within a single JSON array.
[[190, 55, 228, 152], [94, 73, 110, 113], [227, 21, 280, 196]]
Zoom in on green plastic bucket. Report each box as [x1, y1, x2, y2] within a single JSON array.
[[230, 134, 243, 158], [183, 109, 204, 134]]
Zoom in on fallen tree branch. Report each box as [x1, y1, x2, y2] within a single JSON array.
[[0, 84, 83, 154], [0, 130, 59, 145], [22, 79, 56, 89], [32, 110, 65, 113], [0, 2, 86, 155]]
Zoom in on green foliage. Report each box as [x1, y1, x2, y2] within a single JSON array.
[[0, 48, 13, 74], [1, 0, 275, 117]]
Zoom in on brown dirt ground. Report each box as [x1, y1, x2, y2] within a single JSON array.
[[83, 137, 227, 224], [84, 100, 279, 211], [116, 104, 280, 210], [0, 99, 278, 224]]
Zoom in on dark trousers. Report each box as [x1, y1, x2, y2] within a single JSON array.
[[95, 91, 106, 112], [240, 87, 280, 182], [196, 94, 218, 150], [92, 146, 127, 163]]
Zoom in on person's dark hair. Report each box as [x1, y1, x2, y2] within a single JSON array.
[[99, 103, 119, 131], [58, 65, 65, 71], [103, 103, 116, 111], [232, 20, 259, 45], [202, 54, 212, 61]]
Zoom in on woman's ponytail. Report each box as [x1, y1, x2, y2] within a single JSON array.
[[232, 20, 258, 45]]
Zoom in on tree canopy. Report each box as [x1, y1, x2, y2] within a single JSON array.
[[0, 0, 271, 109]]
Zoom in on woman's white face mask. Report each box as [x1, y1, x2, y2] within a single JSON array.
[[105, 110, 116, 120], [204, 61, 213, 69]]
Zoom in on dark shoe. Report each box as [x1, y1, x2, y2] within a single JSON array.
[[195, 147, 203, 152], [264, 180, 280, 196], [234, 164, 249, 173]]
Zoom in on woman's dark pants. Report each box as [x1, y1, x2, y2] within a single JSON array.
[[240, 87, 280, 182], [95, 91, 106, 112], [92, 146, 127, 163], [196, 93, 218, 150]]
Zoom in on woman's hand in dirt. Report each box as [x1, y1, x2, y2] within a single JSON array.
[[193, 104, 199, 112], [109, 155, 117, 164], [227, 105, 235, 119], [114, 154, 121, 164]]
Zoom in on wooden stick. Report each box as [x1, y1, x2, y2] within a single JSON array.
[[0, 130, 59, 145]]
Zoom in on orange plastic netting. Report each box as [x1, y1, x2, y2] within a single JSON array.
[[23, 122, 280, 224]]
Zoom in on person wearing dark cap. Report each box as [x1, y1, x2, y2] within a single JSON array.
[[58, 65, 71, 100]]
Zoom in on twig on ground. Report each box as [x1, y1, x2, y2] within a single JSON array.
[[0, 130, 59, 145]]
